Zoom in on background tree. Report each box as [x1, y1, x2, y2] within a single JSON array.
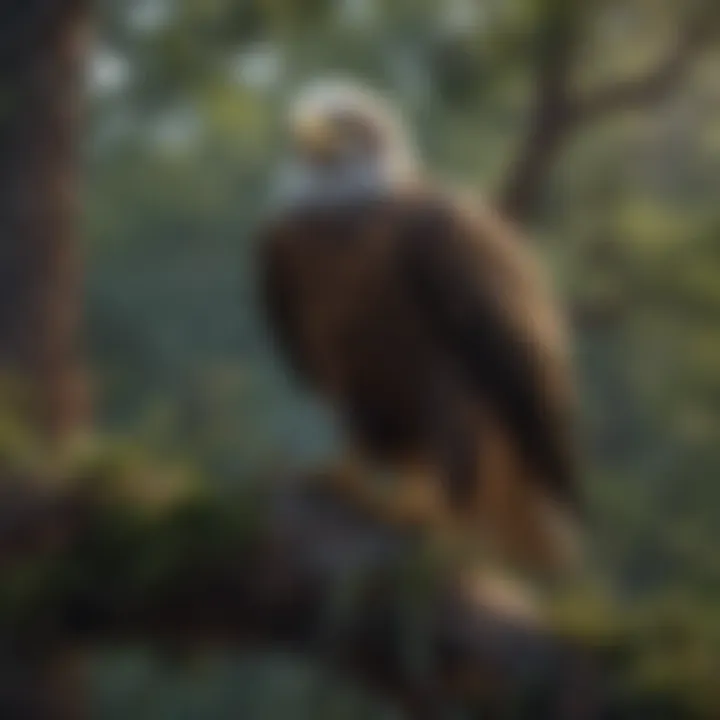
[[0, 0, 90, 443]]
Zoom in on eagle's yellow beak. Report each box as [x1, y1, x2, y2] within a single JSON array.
[[292, 113, 340, 159]]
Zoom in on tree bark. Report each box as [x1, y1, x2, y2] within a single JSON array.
[[0, 3, 91, 717], [0, 0, 89, 442]]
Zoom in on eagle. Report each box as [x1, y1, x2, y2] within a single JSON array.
[[258, 81, 582, 573]]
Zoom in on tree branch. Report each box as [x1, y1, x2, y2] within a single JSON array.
[[498, 2, 720, 226], [575, 8, 719, 122], [0, 474, 596, 719]]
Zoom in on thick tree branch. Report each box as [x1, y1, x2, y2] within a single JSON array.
[[499, 2, 720, 225], [0, 475, 597, 719]]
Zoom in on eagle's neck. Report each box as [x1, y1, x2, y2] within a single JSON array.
[[272, 152, 417, 210]]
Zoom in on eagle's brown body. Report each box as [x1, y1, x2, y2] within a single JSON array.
[[260, 187, 579, 569]]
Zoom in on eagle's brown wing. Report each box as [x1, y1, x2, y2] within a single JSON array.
[[400, 195, 581, 515]]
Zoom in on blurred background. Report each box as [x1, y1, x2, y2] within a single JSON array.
[[2, 0, 720, 717]]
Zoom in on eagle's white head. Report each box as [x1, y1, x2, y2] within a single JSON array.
[[274, 79, 418, 208]]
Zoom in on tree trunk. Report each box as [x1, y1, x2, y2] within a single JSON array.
[[0, 2, 90, 717], [0, 0, 90, 443], [499, 108, 574, 225]]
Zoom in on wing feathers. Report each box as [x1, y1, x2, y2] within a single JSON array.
[[400, 199, 581, 513]]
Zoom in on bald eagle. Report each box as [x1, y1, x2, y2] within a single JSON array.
[[259, 81, 581, 572]]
